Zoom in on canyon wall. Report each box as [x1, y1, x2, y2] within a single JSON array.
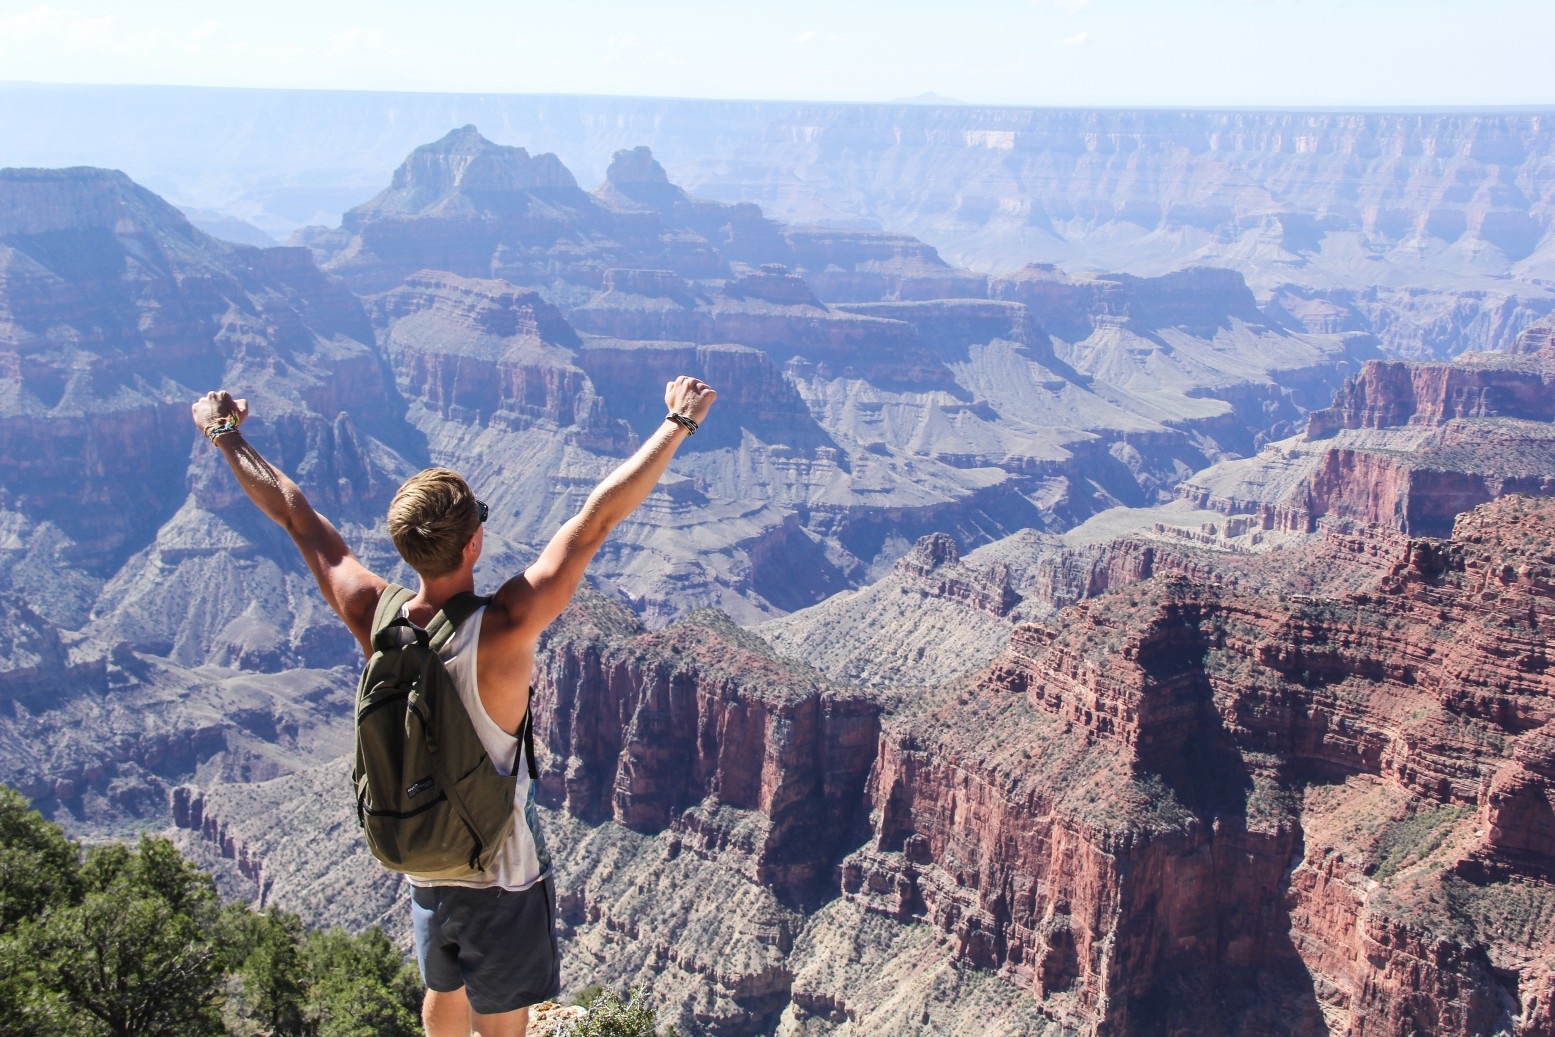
[[1180, 314, 1555, 537], [5, 126, 1555, 1036]]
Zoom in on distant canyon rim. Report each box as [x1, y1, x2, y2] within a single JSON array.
[[4, 86, 1555, 360]]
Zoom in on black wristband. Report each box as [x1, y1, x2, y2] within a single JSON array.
[[666, 412, 699, 435]]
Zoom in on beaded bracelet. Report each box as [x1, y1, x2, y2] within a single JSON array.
[[205, 416, 242, 443]]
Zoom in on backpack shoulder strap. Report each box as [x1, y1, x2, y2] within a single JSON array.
[[370, 584, 418, 647], [519, 689, 538, 781], [426, 592, 493, 653]]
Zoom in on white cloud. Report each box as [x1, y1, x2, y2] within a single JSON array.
[[599, 34, 643, 66], [1060, 30, 1091, 46], [0, 6, 135, 54], [326, 26, 397, 58], [794, 29, 818, 44]]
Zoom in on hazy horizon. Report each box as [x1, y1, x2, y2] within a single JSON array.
[[6, 78, 1555, 115], [1, 0, 1552, 109]]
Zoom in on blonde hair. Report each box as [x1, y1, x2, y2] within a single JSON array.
[[387, 468, 480, 577]]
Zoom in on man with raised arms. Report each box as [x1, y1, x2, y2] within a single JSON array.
[[192, 376, 717, 1037]]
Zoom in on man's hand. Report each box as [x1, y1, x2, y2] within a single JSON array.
[[666, 376, 716, 425], [192, 390, 249, 434]]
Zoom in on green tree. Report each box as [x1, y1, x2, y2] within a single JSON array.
[[13, 833, 224, 1036], [302, 927, 422, 1037], [0, 786, 429, 1037], [29, 890, 223, 1036], [119, 834, 220, 926], [0, 785, 80, 931], [0, 785, 83, 1036], [218, 905, 310, 1036]]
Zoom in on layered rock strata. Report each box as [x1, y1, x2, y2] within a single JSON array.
[[166, 495, 1555, 1036], [0, 165, 423, 680], [316, 133, 1375, 625], [535, 597, 881, 899], [8, 132, 1555, 1035], [855, 494, 1555, 1035], [1182, 314, 1555, 536], [13, 89, 1555, 355]]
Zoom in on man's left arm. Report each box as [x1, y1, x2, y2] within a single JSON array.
[[192, 390, 385, 654], [492, 375, 717, 641]]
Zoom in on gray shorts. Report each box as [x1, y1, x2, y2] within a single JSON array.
[[411, 877, 561, 1015]]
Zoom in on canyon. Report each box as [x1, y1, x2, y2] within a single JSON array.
[[2, 118, 1554, 1035], [166, 489, 1555, 1036]]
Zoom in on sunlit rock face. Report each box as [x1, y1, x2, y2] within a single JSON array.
[[169, 495, 1555, 1036], [299, 129, 1379, 625], [0, 165, 410, 685], [1181, 315, 1555, 537]]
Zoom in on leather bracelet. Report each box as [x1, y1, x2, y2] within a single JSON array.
[[666, 412, 699, 435]]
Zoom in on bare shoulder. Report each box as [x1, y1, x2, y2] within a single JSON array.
[[343, 572, 390, 656], [487, 566, 554, 641], [479, 580, 547, 657], [474, 593, 538, 732]]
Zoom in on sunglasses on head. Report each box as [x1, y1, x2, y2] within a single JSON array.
[[476, 499, 488, 524]]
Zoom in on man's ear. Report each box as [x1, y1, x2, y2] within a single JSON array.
[[463, 524, 484, 563]]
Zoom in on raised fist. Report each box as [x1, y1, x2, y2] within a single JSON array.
[[664, 376, 716, 425]]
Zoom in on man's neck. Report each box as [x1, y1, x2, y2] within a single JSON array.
[[413, 569, 478, 615]]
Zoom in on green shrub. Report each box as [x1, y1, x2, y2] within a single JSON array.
[[571, 987, 679, 1037], [1370, 804, 1469, 882], [12, 834, 226, 1036]]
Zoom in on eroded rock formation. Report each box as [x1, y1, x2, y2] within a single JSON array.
[[1182, 314, 1555, 536], [7, 132, 1555, 1037], [294, 130, 1376, 623], [12, 89, 1555, 356], [841, 494, 1555, 1035]]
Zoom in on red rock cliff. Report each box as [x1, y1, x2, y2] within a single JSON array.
[[857, 495, 1555, 1035], [534, 596, 881, 897], [1308, 314, 1555, 438]]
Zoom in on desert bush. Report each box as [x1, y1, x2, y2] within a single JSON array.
[[571, 987, 679, 1037]]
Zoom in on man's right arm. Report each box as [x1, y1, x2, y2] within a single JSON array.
[[193, 391, 385, 653]]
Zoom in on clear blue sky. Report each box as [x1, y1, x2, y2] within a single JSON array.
[[1, 0, 1550, 108]]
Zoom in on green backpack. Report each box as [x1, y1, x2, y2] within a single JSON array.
[[352, 584, 534, 880]]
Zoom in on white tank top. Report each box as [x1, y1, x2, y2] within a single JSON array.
[[405, 605, 550, 891]]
